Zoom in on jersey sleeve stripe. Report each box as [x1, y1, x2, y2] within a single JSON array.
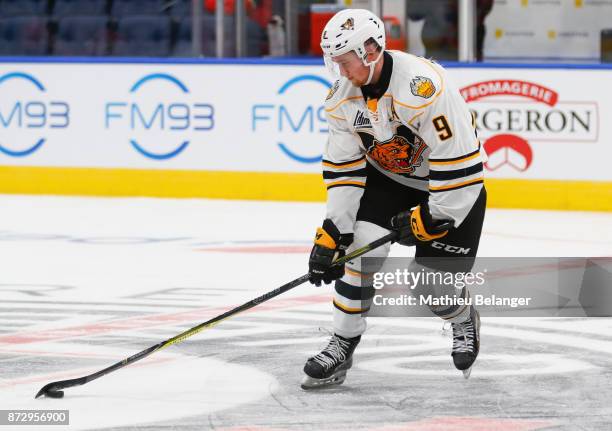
[[323, 168, 368, 180], [429, 163, 483, 181], [326, 180, 366, 190], [429, 178, 483, 193], [322, 156, 366, 169], [429, 151, 480, 166]]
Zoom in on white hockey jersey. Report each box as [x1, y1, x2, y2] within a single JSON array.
[[322, 50, 485, 234]]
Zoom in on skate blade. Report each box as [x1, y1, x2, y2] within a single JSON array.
[[462, 367, 472, 379], [300, 370, 347, 390]]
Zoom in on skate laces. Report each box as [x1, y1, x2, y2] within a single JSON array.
[[440, 321, 452, 336], [312, 335, 351, 370], [452, 318, 475, 353]]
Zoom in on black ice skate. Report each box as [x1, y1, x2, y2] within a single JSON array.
[[301, 333, 360, 390], [451, 307, 480, 379]]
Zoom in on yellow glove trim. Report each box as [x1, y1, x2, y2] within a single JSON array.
[[314, 226, 337, 249], [410, 205, 449, 242]]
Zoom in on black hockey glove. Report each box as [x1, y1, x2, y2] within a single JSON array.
[[390, 202, 454, 246], [308, 219, 354, 286]]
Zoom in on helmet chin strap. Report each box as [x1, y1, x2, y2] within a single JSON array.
[[363, 50, 384, 86], [364, 63, 376, 86]]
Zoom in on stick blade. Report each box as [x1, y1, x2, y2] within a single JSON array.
[[35, 376, 84, 399], [36, 382, 62, 399]]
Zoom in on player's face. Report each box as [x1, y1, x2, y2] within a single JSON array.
[[333, 52, 370, 86]]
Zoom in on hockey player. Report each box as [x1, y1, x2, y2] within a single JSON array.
[[302, 9, 487, 389]]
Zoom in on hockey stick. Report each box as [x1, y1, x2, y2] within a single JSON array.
[[35, 231, 397, 399]]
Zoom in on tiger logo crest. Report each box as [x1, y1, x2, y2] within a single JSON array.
[[340, 18, 354, 31], [367, 135, 426, 174]]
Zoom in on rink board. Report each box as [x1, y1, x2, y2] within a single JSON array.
[[1, 166, 612, 212], [0, 58, 611, 210]]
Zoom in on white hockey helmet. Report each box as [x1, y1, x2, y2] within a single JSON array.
[[320, 9, 386, 84]]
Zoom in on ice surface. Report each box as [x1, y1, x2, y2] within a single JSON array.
[[1, 194, 611, 430]]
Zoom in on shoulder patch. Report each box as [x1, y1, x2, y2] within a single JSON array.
[[326, 80, 341, 101], [410, 76, 436, 99]]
